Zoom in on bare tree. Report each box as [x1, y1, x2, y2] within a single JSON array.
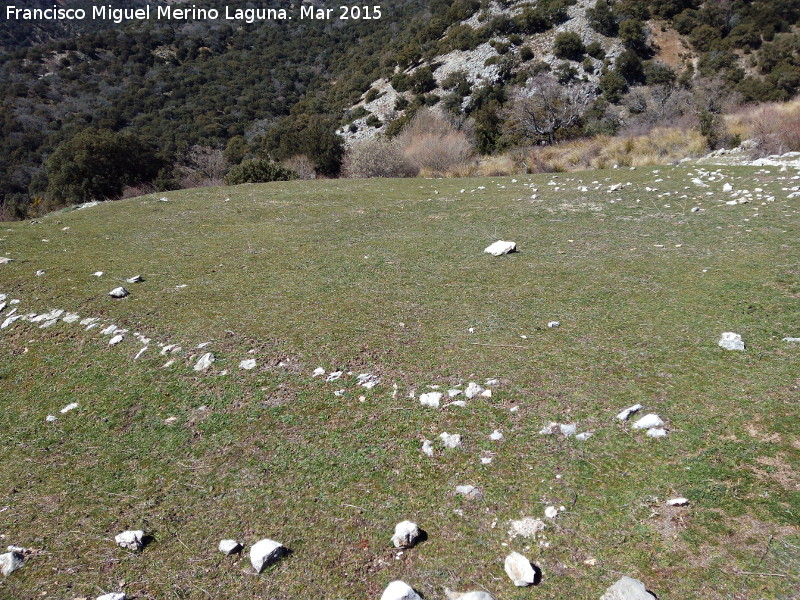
[[507, 74, 592, 145]]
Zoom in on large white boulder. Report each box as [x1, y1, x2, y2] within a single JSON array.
[[108, 287, 129, 299], [484, 240, 517, 256], [599, 576, 657, 600], [504, 552, 537, 586], [391, 520, 421, 548], [0, 551, 24, 576], [631, 414, 664, 430], [380, 581, 422, 600], [114, 530, 144, 551], [194, 352, 215, 372], [718, 332, 745, 351], [249, 538, 287, 573]]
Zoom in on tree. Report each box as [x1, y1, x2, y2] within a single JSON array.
[[587, 0, 619, 37], [553, 32, 586, 61], [506, 74, 591, 145], [45, 128, 163, 205]]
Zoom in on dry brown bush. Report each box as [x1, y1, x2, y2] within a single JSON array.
[[342, 139, 416, 178], [743, 102, 800, 157], [283, 155, 317, 180], [396, 108, 475, 175], [180, 145, 229, 188]]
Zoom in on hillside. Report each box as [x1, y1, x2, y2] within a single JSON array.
[[3, 0, 800, 217], [0, 165, 798, 598]]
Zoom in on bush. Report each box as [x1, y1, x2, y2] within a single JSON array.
[[282, 155, 317, 180], [743, 102, 800, 156], [396, 108, 475, 174], [520, 47, 534, 62], [553, 32, 586, 61], [586, 41, 605, 59], [342, 140, 416, 178], [365, 114, 382, 128], [224, 159, 297, 185]]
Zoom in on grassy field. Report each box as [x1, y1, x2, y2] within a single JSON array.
[[0, 164, 798, 600]]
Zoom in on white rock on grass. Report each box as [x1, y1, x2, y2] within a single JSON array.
[[667, 497, 689, 506], [108, 287, 129, 299], [325, 371, 343, 382], [312, 367, 325, 377], [194, 352, 215, 372], [464, 382, 484, 399], [455, 485, 484, 500], [547, 321, 560, 328], [60, 402, 78, 414], [616, 404, 643, 421], [632, 414, 664, 430], [489, 430, 503, 441], [484, 240, 517, 256], [544, 506, 559, 519], [45, 415, 57, 422], [440, 432, 462, 449], [444, 591, 495, 600], [0, 551, 24, 576], [718, 332, 745, 351], [109, 334, 125, 347], [504, 552, 537, 586], [92, 271, 104, 277], [421, 440, 434, 456], [391, 520, 421, 548], [249, 538, 288, 573], [599, 576, 657, 600], [357, 373, 380, 389], [559, 423, 577, 437], [419, 392, 442, 408], [509, 517, 546, 538], [447, 389, 462, 397], [381, 581, 422, 600], [539, 422, 558, 435], [783, 337, 800, 343], [126, 275, 144, 283], [115, 530, 144, 551], [239, 359, 257, 370], [575, 432, 593, 441], [134, 347, 148, 360], [96, 593, 126, 600], [218, 539, 242, 555], [62, 313, 80, 323], [646, 428, 668, 438]]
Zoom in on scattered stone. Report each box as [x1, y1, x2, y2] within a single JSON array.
[[333, 389, 345, 397], [114, 530, 144, 551], [312, 367, 325, 377], [0, 551, 23, 576], [194, 352, 215, 372], [357, 373, 380, 389], [782, 337, 800, 343], [599, 576, 657, 600], [391, 520, 421, 548], [0, 257, 13, 264], [325, 371, 343, 382], [667, 497, 689, 506], [509, 517, 546, 538], [632, 414, 664, 430], [62, 313, 80, 324], [485, 378, 500, 386], [444, 589, 495, 600], [218, 539, 242, 555], [455, 485, 484, 500], [616, 404, 643, 421], [97, 594, 125, 600], [646, 428, 668, 438], [239, 359, 257, 370], [421, 440, 434, 456], [539, 422, 558, 435], [480, 389, 492, 398], [419, 392, 442, 408], [718, 332, 745, 351], [559, 423, 577, 437], [109, 334, 125, 347], [108, 287, 129, 299], [691, 206, 701, 213], [464, 382, 484, 399], [447, 389, 462, 397], [575, 432, 593, 441], [484, 240, 517, 256], [440, 432, 462, 449], [35, 270, 45, 277], [249, 538, 288, 573], [544, 506, 559, 519], [92, 271, 104, 277], [126, 275, 144, 283], [489, 430, 503, 441], [480, 456, 493, 464], [547, 321, 560, 328], [45, 415, 57, 422], [723, 183, 733, 192], [60, 402, 78, 414], [160, 344, 181, 356], [380, 581, 422, 600], [134, 347, 148, 360], [504, 552, 537, 587]]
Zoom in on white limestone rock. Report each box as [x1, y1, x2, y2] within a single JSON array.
[[92, 271, 104, 277], [509, 517, 545, 538], [599, 576, 657, 600], [194, 352, 215, 372], [632, 414, 664, 429], [783, 337, 800, 343], [108, 287, 129, 299], [109, 334, 125, 346], [0, 551, 24, 576], [239, 359, 257, 370], [96, 593, 126, 600], [62, 313, 80, 323], [455, 485, 484, 500], [484, 240, 517, 256], [218, 539, 242, 555], [667, 497, 689, 506], [134, 347, 148, 360], [559, 423, 577, 437], [380, 581, 422, 600], [575, 432, 593, 441], [250, 538, 287, 573], [45, 415, 57, 422], [504, 552, 537, 586], [445, 592, 495, 600], [115, 530, 144, 551], [544, 506, 559, 519], [126, 275, 144, 283], [718, 332, 745, 351], [646, 428, 668, 438], [391, 520, 421, 548], [60, 402, 78, 414], [616, 404, 643, 421], [447, 389, 462, 397], [464, 382, 484, 399], [489, 430, 503, 441], [419, 392, 442, 408], [421, 440, 434, 456], [440, 432, 462, 449], [312, 367, 326, 377], [325, 371, 343, 382], [547, 321, 560, 328]]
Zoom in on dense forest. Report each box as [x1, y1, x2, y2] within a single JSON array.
[[1, 0, 800, 218]]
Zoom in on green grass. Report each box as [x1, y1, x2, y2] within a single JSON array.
[[0, 165, 798, 599]]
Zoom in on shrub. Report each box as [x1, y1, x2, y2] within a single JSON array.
[[553, 32, 586, 61], [365, 114, 382, 128], [282, 155, 317, 180], [224, 159, 297, 185], [586, 41, 605, 59], [396, 108, 475, 174], [342, 139, 416, 178], [742, 102, 800, 156], [520, 47, 534, 62]]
